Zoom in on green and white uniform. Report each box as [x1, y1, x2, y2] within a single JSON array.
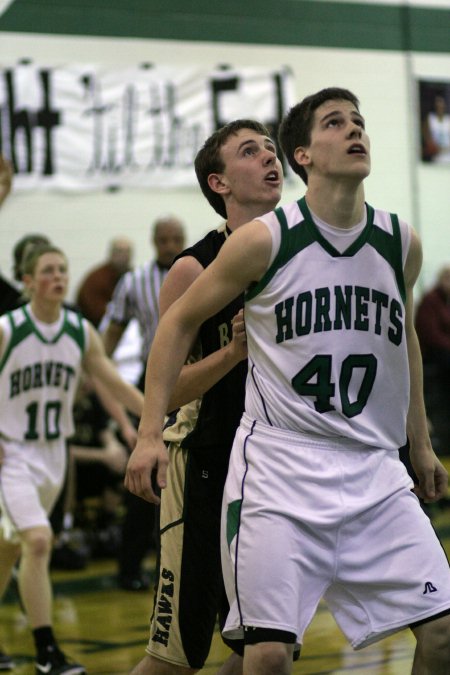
[[244, 197, 410, 448], [222, 198, 450, 649], [0, 305, 88, 539]]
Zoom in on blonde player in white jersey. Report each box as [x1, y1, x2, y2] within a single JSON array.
[[0, 244, 144, 675], [125, 88, 450, 675]]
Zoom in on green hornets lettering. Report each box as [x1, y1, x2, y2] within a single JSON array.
[[274, 284, 402, 346], [9, 361, 76, 398]]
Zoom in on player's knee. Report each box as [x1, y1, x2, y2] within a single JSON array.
[[245, 642, 291, 675], [21, 527, 52, 559], [428, 618, 450, 664], [414, 613, 450, 668]]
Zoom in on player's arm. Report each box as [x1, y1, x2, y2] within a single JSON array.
[[101, 320, 126, 357], [69, 428, 129, 474], [91, 375, 138, 449], [82, 324, 144, 418], [404, 228, 448, 502], [125, 219, 272, 503], [160, 255, 247, 412]]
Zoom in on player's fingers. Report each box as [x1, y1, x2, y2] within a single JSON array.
[[420, 473, 436, 502], [125, 469, 160, 504], [434, 471, 449, 501], [156, 457, 168, 491]]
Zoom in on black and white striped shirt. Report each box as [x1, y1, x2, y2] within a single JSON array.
[[103, 260, 168, 362]]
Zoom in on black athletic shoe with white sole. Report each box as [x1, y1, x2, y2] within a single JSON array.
[[35, 645, 86, 675], [0, 651, 14, 671]]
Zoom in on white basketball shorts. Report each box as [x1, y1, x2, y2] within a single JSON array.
[[221, 414, 450, 649], [0, 437, 66, 541]]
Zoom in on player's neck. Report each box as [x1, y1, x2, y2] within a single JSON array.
[[226, 200, 278, 232], [305, 181, 366, 230], [29, 298, 62, 324]]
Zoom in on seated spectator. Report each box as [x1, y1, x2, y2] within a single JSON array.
[[68, 377, 130, 559], [415, 264, 450, 454], [101, 215, 186, 590]]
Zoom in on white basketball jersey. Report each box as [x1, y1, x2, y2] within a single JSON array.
[[0, 305, 88, 442], [244, 197, 412, 450]]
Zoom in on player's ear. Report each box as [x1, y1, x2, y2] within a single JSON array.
[[21, 273, 34, 297], [208, 173, 231, 196], [22, 273, 32, 288], [294, 146, 311, 169]]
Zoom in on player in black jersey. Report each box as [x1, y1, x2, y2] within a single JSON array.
[[126, 120, 283, 674]]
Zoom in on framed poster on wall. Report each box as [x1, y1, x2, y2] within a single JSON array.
[[418, 80, 450, 164]]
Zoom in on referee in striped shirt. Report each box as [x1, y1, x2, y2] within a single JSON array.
[[101, 215, 186, 590]]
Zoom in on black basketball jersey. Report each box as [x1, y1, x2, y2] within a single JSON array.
[[178, 226, 247, 449]]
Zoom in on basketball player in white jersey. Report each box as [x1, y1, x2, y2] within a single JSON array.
[[125, 88, 450, 674], [0, 244, 144, 674]]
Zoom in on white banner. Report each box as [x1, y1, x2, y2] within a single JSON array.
[[0, 61, 294, 191]]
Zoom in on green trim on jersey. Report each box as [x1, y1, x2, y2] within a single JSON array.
[[246, 198, 406, 304], [246, 205, 316, 302], [0, 306, 85, 374], [62, 310, 86, 352], [226, 499, 242, 550], [22, 305, 66, 344], [367, 212, 406, 304], [298, 197, 376, 258], [0, 310, 35, 374], [22, 306, 86, 349]]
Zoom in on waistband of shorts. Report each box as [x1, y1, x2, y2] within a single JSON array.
[[240, 413, 389, 452]]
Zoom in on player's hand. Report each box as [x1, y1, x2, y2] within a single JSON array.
[[229, 309, 247, 362], [124, 436, 169, 504], [410, 445, 449, 503], [0, 156, 13, 208]]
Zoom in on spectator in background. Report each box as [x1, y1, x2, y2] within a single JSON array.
[[422, 91, 450, 164], [76, 236, 134, 326], [416, 264, 450, 454], [101, 215, 186, 590], [65, 375, 130, 560]]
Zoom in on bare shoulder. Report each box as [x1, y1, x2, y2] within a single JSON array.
[[231, 218, 272, 246], [160, 255, 205, 315], [167, 255, 204, 284]]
